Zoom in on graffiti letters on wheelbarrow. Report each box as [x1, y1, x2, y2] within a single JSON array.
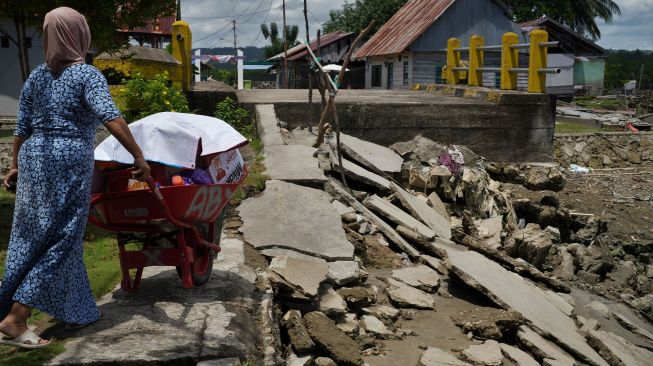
[[185, 185, 235, 222]]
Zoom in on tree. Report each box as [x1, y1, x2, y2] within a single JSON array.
[[504, 0, 620, 41], [324, 0, 620, 42], [0, 0, 176, 81], [260, 22, 299, 59]]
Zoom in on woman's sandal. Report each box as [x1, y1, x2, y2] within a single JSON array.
[[0, 328, 49, 349]]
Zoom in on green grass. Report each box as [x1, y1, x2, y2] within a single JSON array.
[[574, 96, 625, 111], [0, 130, 12, 141], [230, 153, 268, 205], [555, 122, 602, 134], [0, 190, 121, 365]]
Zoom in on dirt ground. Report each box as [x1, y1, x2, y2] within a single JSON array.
[[504, 166, 653, 246]]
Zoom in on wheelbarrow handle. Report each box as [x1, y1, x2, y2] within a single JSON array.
[[145, 177, 192, 229]]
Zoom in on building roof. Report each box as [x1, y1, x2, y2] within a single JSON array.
[[355, 0, 511, 57], [95, 45, 181, 64], [119, 16, 175, 36], [520, 17, 606, 56], [268, 31, 354, 61]]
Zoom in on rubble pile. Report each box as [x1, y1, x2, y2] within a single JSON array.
[[243, 131, 653, 366], [555, 132, 653, 168]]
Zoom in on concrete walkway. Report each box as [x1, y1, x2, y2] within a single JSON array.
[[49, 237, 262, 365]]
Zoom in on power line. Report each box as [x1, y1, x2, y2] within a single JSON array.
[[247, 0, 275, 47], [237, 0, 267, 24], [308, 9, 323, 25]]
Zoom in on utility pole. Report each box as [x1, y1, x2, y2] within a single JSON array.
[[304, 0, 312, 131], [283, 0, 288, 88], [233, 20, 237, 89]]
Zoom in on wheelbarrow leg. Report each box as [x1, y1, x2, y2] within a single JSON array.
[[117, 236, 143, 292], [179, 230, 194, 289]]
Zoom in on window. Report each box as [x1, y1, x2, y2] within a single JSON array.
[[1, 36, 8, 48], [337, 42, 341, 54], [371, 65, 382, 87], [25, 37, 31, 48], [403, 61, 409, 85]]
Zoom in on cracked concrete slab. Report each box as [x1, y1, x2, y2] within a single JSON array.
[[239, 180, 355, 261], [48, 237, 261, 365], [330, 133, 403, 175]]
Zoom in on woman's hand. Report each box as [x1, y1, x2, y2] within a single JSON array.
[[3, 168, 18, 191], [132, 157, 150, 182]]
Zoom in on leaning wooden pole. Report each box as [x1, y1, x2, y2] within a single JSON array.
[[282, 0, 289, 88], [303, 0, 312, 132]]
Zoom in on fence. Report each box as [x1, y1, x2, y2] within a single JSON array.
[[446, 30, 560, 93]]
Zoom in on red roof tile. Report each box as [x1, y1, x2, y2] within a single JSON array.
[[120, 16, 175, 36]]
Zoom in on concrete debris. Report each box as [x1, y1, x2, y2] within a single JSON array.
[[419, 255, 448, 275], [359, 315, 392, 338], [418, 347, 472, 366], [269, 256, 329, 298], [336, 313, 359, 334], [240, 180, 354, 261], [443, 246, 608, 366], [545, 226, 562, 243], [281, 310, 316, 354], [587, 301, 611, 319], [390, 265, 441, 293], [286, 353, 312, 366], [332, 199, 356, 216], [386, 278, 435, 309], [335, 133, 404, 174], [364, 195, 436, 240], [579, 318, 600, 335], [510, 223, 554, 269], [328, 152, 392, 190], [319, 286, 348, 317], [326, 178, 421, 259], [396, 225, 434, 245], [499, 343, 539, 366], [303, 312, 363, 366], [450, 307, 525, 340], [337, 286, 376, 310], [613, 313, 653, 342], [555, 247, 576, 281], [264, 144, 327, 183], [260, 248, 327, 263], [315, 357, 338, 366], [542, 359, 575, 366], [486, 162, 566, 191], [327, 261, 361, 286], [427, 191, 450, 220], [516, 326, 577, 365], [461, 340, 504, 366], [587, 329, 653, 366], [477, 216, 503, 249], [361, 305, 400, 321], [391, 182, 452, 239]]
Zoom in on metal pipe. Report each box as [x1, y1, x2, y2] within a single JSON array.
[[509, 43, 530, 50], [540, 41, 560, 48], [509, 67, 562, 74], [477, 67, 501, 72], [454, 47, 469, 52], [477, 45, 502, 51], [452, 67, 469, 71], [509, 68, 529, 73]]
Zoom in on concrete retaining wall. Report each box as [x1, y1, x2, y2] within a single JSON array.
[[270, 85, 556, 162], [555, 132, 653, 168]]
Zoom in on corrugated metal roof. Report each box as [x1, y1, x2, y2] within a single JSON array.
[[120, 16, 175, 36], [519, 17, 607, 56], [268, 31, 354, 61], [95, 45, 181, 64], [355, 0, 512, 57], [355, 0, 456, 57]]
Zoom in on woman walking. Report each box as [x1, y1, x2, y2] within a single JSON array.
[[0, 7, 150, 348]]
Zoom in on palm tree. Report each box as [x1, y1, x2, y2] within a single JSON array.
[[506, 0, 620, 40], [261, 22, 299, 59]]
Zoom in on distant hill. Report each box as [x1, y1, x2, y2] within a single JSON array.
[[192, 46, 266, 62]]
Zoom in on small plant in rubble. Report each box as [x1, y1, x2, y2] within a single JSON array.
[[214, 97, 261, 151]]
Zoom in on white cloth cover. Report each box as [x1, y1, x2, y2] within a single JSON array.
[[94, 112, 248, 168]]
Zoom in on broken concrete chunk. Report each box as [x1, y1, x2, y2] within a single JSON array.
[[427, 192, 450, 220], [281, 310, 315, 354], [260, 248, 327, 263], [543, 290, 575, 317], [450, 307, 525, 340], [364, 195, 435, 240], [335, 133, 404, 174], [516, 326, 576, 365], [304, 312, 363, 366], [315, 357, 337, 366], [580, 318, 600, 335], [361, 305, 400, 321], [587, 329, 653, 366], [240, 180, 354, 261], [286, 353, 312, 366], [587, 301, 611, 319], [419, 347, 472, 366], [555, 248, 575, 281], [477, 216, 503, 250], [499, 343, 539, 366], [327, 261, 361, 286], [442, 246, 607, 366], [543, 359, 575, 366], [613, 313, 653, 342], [335, 313, 359, 334], [319, 287, 348, 317], [391, 265, 441, 293], [386, 278, 435, 309], [461, 340, 504, 366], [329, 153, 392, 190], [391, 183, 452, 239], [337, 286, 375, 310], [545, 226, 561, 243], [331, 199, 355, 216], [512, 223, 554, 269], [396, 225, 433, 245], [269, 256, 329, 298], [420, 255, 448, 275], [359, 315, 392, 338]]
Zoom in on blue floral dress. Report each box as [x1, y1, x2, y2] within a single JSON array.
[[0, 63, 121, 324]]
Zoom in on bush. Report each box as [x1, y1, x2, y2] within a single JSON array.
[[214, 97, 261, 153], [117, 72, 189, 121], [100, 67, 130, 85]]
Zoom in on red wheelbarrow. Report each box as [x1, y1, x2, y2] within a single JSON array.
[[88, 165, 246, 292]]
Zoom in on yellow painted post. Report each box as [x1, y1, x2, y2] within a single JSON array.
[[172, 20, 192, 90], [528, 29, 548, 93], [500, 32, 518, 90], [446, 38, 461, 85], [468, 35, 484, 86]]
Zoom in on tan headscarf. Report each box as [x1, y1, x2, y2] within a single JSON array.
[[43, 7, 91, 72]]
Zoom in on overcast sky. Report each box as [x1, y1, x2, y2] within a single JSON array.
[[182, 0, 653, 51]]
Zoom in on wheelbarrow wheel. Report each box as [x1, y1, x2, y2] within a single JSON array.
[[176, 246, 213, 286]]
